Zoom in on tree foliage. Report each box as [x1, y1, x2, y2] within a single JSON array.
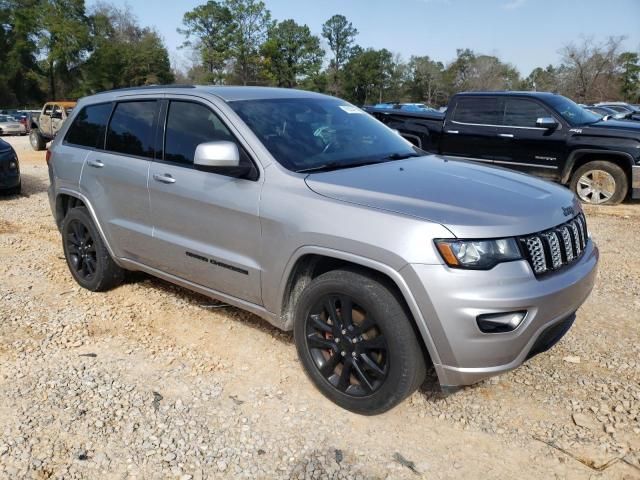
[[321, 14, 358, 95], [1, 3, 639, 109], [261, 19, 323, 88]]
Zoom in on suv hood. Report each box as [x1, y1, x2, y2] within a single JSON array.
[[583, 119, 640, 134], [305, 156, 579, 238]]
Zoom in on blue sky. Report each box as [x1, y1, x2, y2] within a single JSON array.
[[88, 0, 640, 76]]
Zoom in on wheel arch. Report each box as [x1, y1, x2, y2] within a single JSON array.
[[561, 149, 634, 184], [278, 247, 443, 370], [55, 189, 120, 263]]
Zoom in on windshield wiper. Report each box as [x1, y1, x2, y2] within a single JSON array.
[[383, 152, 422, 160], [296, 151, 422, 174], [296, 160, 381, 174]]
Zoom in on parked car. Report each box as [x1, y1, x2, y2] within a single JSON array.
[[594, 102, 640, 121], [585, 105, 629, 120], [29, 101, 76, 150], [0, 138, 21, 195], [365, 92, 640, 205], [0, 114, 27, 136], [370, 102, 439, 113], [48, 86, 598, 414]]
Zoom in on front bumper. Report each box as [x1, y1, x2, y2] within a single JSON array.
[[632, 165, 639, 199], [401, 239, 598, 387]]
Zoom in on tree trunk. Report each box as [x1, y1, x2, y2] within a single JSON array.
[[49, 61, 56, 100]]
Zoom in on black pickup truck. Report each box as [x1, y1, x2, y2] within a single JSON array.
[[365, 92, 640, 205]]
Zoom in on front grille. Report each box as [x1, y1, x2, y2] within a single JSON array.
[[519, 213, 588, 276]]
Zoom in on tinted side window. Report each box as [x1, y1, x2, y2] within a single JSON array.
[[106, 101, 157, 158], [65, 103, 112, 148], [503, 99, 550, 127], [164, 101, 235, 165], [452, 98, 500, 125]]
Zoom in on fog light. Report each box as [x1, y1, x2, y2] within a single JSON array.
[[8, 161, 17, 170], [477, 311, 526, 333]]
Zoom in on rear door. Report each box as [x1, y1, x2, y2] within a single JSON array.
[[495, 97, 566, 179], [440, 96, 502, 164], [147, 98, 263, 304], [79, 99, 158, 263]]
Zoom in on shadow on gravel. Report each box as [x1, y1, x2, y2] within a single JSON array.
[[123, 271, 294, 344], [20, 172, 49, 196]]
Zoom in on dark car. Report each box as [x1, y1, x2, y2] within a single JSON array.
[[585, 105, 630, 121], [365, 92, 640, 205], [0, 138, 21, 195]]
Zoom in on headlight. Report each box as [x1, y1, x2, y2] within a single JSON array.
[[435, 238, 522, 269]]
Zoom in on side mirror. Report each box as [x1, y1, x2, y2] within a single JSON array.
[[194, 141, 240, 168], [194, 140, 252, 178], [536, 117, 558, 129]]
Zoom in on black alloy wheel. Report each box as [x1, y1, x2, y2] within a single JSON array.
[[65, 219, 98, 281], [305, 294, 389, 397], [294, 269, 427, 415]]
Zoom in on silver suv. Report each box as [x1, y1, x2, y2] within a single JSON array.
[[48, 86, 598, 414]]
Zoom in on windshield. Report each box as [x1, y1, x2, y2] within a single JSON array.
[[545, 95, 601, 126], [229, 97, 419, 172]]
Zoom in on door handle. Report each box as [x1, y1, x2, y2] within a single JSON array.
[[87, 159, 104, 168], [446, 130, 459, 134], [153, 173, 176, 184], [497, 133, 514, 138]]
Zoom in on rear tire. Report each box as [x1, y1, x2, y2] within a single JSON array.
[[61, 207, 125, 291], [29, 128, 46, 151], [570, 161, 628, 205], [293, 268, 426, 415]]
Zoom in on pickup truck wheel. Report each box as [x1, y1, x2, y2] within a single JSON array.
[[570, 161, 628, 205], [29, 128, 46, 151], [62, 207, 125, 292], [294, 269, 426, 415]]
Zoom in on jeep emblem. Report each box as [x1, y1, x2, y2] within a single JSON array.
[[562, 206, 575, 217]]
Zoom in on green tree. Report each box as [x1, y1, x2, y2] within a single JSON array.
[[179, 1, 234, 84], [226, 0, 274, 85], [321, 14, 358, 95], [342, 48, 395, 105], [38, 0, 91, 99], [261, 19, 324, 88], [618, 51, 640, 102], [406, 56, 446, 106], [0, 0, 44, 106], [82, 2, 173, 94]]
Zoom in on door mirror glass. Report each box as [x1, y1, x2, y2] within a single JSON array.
[[536, 117, 558, 129], [194, 141, 240, 169]]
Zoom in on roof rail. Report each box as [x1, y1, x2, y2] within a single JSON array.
[[99, 84, 197, 94]]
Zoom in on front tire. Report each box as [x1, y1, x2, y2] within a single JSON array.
[[570, 161, 628, 205], [61, 207, 124, 291], [293, 269, 426, 415], [29, 128, 46, 151]]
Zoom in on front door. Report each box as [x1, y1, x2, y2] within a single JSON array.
[[440, 96, 502, 164], [51, 104, 66, 138], [147, 99, 263, 305], [494, 98, 566, 180]]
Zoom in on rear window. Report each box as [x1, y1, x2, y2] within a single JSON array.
[[452, 97, 501, 125], [106, 101, 157, 158], [65, 103, 113, 148]]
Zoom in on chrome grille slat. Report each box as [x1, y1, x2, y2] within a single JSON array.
[[543, 231, 562, 269], [520, 214, 588, 276], [525, 236, 547, 274]]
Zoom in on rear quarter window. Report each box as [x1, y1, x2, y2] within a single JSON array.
[[452, 97, 501, 125], [65, 103, 113, 149]]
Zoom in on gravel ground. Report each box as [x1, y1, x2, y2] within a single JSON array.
[[1, 135, 639, 479]]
